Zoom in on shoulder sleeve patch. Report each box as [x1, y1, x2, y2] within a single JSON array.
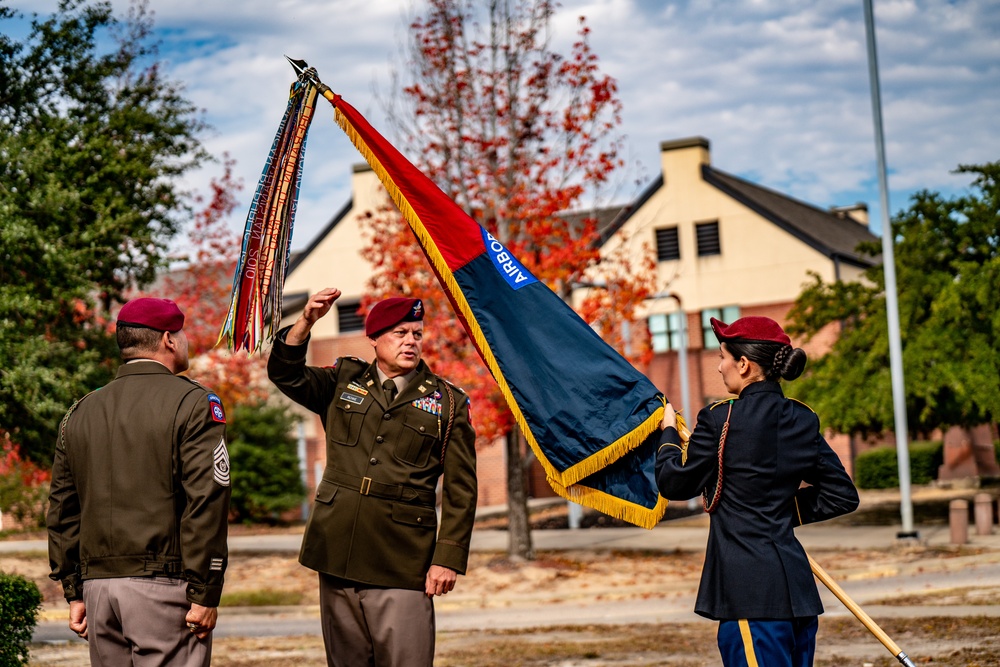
[[207, 393, 227, 423]]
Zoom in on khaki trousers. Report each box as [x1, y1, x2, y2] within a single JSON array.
[[319, 573, 435, 667], [82, 577, 211, 667]]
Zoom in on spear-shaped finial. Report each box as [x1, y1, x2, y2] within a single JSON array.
[[285, 55, 334, 101], [284, 55, 331, 96], [285, 56, 317, 83], [284, 55, 308, 77]]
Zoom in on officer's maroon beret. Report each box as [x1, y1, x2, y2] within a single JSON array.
[[711, 316, 791, 346], [365, 297, 424, 336], [117, 297, 185, 332]]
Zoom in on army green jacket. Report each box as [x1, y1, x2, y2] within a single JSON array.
[[267, 330, 478, 590], [47, 362, 231, 607]]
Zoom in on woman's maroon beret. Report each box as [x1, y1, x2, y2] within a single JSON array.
[[710, 316, 791, 346]]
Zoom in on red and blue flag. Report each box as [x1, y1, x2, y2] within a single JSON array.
[[224, 62, 684, 528], [322, 89, 673, 528]]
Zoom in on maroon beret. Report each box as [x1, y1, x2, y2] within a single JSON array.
[[711, 316, 791, 346], [365, 297, 424, 336], [117, 297, 185, 332]]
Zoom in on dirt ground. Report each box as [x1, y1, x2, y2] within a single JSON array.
[[11, 485, 1000, 665], [15, 544, 1000, 666], [29, 617, 1000, 667]]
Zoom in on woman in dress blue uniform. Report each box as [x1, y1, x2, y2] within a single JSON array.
[[656, 316, 859, 667]]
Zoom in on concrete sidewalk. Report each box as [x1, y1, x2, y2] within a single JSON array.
[[471, 519, 1000, 552], [5, 519, 998, 555]]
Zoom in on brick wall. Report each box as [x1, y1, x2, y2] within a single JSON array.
[[475, 437, 507, 507]]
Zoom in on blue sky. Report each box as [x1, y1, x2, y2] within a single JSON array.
[[11, 0, 1000, 252]]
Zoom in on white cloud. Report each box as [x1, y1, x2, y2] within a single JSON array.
[[8, 0, 999, 245]]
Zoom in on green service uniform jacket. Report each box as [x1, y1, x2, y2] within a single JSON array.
[[267, 329, 478, 591], [655, 381, 859, 620], [47, 362, 231, 607]]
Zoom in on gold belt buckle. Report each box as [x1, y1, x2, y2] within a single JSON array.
[[360, 477, 372, 495]]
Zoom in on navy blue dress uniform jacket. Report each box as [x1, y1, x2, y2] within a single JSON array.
[[267, 329, 478, 591], [47, 362, 232, 607], [655, 381, 859, 621]]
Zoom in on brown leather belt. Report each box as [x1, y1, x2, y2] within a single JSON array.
[[324, 470, 436, 506]]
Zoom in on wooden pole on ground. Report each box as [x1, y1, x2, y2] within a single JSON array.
[[808, 554, 916, 667]]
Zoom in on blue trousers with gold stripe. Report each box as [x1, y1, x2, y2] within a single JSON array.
[[717, 617, 818, 667]]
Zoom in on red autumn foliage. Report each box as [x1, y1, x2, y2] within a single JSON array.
[[0, 430, 51, 527], [131, 157, 270, 408], [163, 156, 244, 357], [362, 1, 657, 446], [0, 432, 50, 488]]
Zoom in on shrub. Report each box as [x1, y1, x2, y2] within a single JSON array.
[[0, 571, 43, 666], [854, 441, 944, 489], [226, 402, 306, 523], [0, 436, 51, 530]]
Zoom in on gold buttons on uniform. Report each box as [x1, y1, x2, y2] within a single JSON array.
[[419, 426, 426, 432], [376, 436, 384, 443], [383, 413, 391, 421], [369, 458, 378, 465]]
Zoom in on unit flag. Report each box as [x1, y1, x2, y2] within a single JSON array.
[[230, 60, 687, 528]]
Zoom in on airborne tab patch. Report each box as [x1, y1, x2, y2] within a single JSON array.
[[207, 393, 226, 423]]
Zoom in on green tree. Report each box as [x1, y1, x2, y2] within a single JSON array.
[[226, 403, 306, 524], [786, 162, 1000, 436], [0, 0, 207, 464]]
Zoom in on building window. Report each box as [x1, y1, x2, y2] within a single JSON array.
[[337, 300, 365, 334], [654, 226, 680, 261], [649, 312, 685, 352], [696, 220, 721, 257], [701, 305, 741, 349]]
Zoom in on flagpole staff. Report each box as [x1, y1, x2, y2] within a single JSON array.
[[808, 555, 916, 667]]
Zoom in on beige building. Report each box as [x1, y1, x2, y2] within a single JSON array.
[[279, 137, 878, 505]]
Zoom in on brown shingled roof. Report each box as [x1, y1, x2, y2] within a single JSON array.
[[599, 167, 879, 267], [701, 165, 879, 267]]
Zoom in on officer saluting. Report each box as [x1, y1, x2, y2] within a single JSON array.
[[655, 316, 859, 667], [268, 288, 477, 667], [47, 297, 231, 666]]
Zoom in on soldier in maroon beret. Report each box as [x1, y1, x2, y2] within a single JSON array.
[[654, 316, 859, 667], [268, 287, 477, 667], [47, 296, 231, 666]]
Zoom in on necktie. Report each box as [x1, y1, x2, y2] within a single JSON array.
[[382, 379, 397, 403]]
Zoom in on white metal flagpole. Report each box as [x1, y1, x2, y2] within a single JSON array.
[[862, 0, 916, 538]]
